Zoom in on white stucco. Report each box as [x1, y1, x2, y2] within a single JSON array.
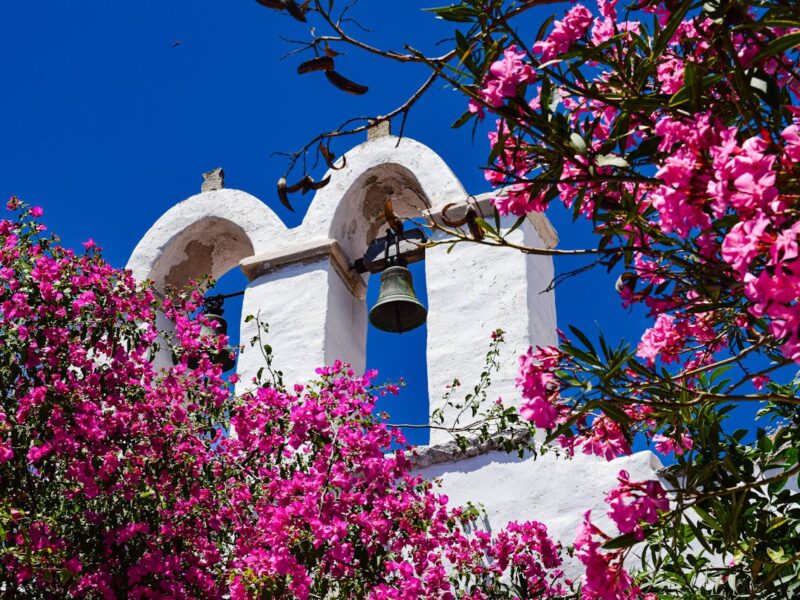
[[127, 188, 288, 288], [416, 449, 664, 579], [425, 215, 558, 444], [235, 256, 367, 393]]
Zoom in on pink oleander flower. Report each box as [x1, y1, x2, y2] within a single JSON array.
[[653, 431, 693, 456], [729, 135, 779, 216], [770, 221, 800, 266], [0, 439, 13, 463], [597, 0, 617, 20], [590, 16, 640, 46], [781, 123, 800, 164], [532, 5, 593, 62], [636, 313, 682, 366], [469, 44, 535, 117], [517, 346, 563, 429], [721, 213, 771, 276], [581, 417, 631, 461], [574, 511, 636, 600], [606, 470, 669, 540], [492, 184, 548, 216], [656, 56, 685, 94]]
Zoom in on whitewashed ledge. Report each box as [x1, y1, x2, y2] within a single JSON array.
[[405, 426, 535, 469], [408, 432, 666, 581]]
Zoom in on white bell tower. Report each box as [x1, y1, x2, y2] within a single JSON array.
[[128, 131, 662, 578]]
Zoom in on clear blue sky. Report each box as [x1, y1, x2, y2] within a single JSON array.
[[1, 1, 656, 445]]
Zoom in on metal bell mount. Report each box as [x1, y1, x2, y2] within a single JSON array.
[[368, 228, 427, 334]]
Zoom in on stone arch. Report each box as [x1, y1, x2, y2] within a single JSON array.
[[287, 136, 467, 436], [126, 188, 287, 370], [127, 188, 287, 291], [300, 135, 468, 262]]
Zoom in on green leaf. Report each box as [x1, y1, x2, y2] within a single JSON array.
[[602, 531, 640, 550], [451, 109, 475, 129], [692, 505, 722, 532], [767, 547, 788, 564], [751, 31, 800, 64], [424, 5, 478, 22], [568, 326, 597, 356], [765, 516, 789, 534], [599, 401, 631, 427], [505, 215, 526, 236], [651, 1, 692, 59], [684, 515, 715, 553]]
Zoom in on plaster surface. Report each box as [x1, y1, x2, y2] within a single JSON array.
[[416, 449, 664, 579], [127, 188, 288, 289], [425, 214, 557, 444]]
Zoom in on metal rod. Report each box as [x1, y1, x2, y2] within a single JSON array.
[[217, 290, 246, 300]]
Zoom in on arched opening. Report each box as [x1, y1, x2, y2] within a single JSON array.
[[328, 163, 432, 263], [367, 259, 429, 446], [132, 215, 258, 372], [204, 267, 249, 375], [148, 216, 255, 294], [325, 163, 433, 445]]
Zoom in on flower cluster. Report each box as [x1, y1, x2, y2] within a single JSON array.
[[516, 346, 564, 429], [0, 201, 569, 597], [471, 0, 800, 373], [573, 471, 667, 599], [459, 0, 800, 593], [605, 471, 669, 541]]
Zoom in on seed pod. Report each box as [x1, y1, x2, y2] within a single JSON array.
[[285, 176, 310, 194], [384, 198, 404, 234], [285, 174, 331, 196], [255, 0, 284, 8], [284, 0, 307, 22], [440, 203, 468, 227], [297, 56, 335, 75], [323, 42, 339, 58], [277, 177, 293, 212], [465, 207, 484, 241], [325, 70, 369, 95], [307, 175, 331, 191], [319, 142, 346, 170], [615, 272, 637, 294]]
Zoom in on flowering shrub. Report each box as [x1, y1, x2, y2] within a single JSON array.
[[256, 0, 800, 596], [0, 200, 571, 597], [435, 0, 800, 596]]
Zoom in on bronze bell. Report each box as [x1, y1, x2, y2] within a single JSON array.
[[182, 313, 236, 372], [179, 294, 237, 372], [369, 265, 427, 333], [201, 312, 237, 372]]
